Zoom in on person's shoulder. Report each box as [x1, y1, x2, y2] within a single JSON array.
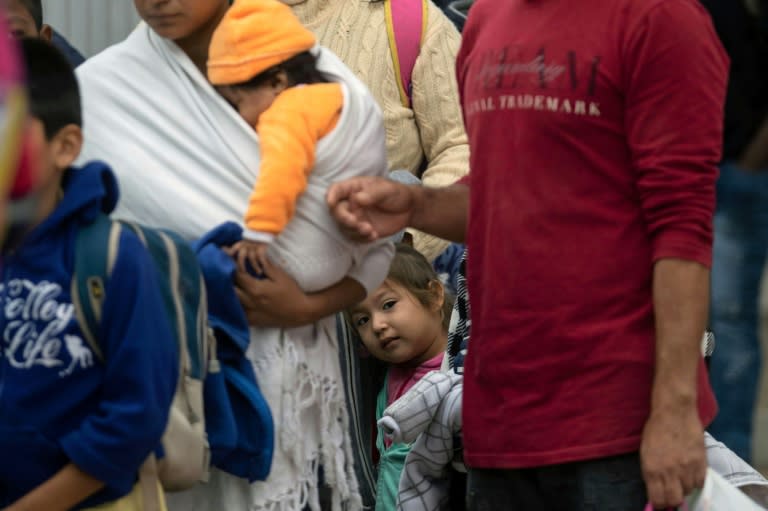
[[615, 0, 724, 66], [423, 0, 461, 42], [76, 25, 147, 77], [424, 0, 459, 29], [622, 0, 714, 27], [76, 47, 127, 83]]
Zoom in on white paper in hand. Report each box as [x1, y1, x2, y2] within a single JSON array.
[[688, 468, 767, 511]]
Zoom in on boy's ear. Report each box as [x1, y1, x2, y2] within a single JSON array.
[[39, 24, 53, 42], [50, 124, 83, 171]]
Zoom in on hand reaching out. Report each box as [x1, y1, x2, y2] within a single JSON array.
[[326, 176, 417, 242]]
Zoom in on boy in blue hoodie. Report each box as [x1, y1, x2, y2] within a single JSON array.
[[0, 39, 178, 511]]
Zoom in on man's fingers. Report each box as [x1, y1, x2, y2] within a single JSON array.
[[330, 200, 378, 241], [661, 475, 684, 510], [645, 470, 685, 510], [328, 181, 387, 213], [331, 199, 359, 226], [327, 179, 364, 207], [692, 463, 706, 489], [680, 466, 699, 497], [326, 182, 349, 206], [348, 190, 376, 207], [644, 475, 666, 510]]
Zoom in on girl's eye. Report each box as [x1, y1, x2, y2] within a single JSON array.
[[382, 300, 396, 311], [354, 316, 369, 328]]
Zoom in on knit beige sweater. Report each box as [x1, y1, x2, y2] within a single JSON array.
[[285, 0, 470, 261]]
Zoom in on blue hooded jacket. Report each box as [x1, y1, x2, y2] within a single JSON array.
[[0, 162, 178, 508], [193, 221, 274, 482]]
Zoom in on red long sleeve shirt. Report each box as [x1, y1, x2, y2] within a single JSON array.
[[456, 0, 728, 467]]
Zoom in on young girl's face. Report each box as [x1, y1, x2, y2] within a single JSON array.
[[219, 84, 279, 126], [134, 0, 228, 42], [350, 280, 446, 367]]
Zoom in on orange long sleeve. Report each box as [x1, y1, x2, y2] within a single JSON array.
[[244, 83, 343, 239]]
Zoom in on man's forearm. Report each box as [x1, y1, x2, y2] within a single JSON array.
[[650, 258, 710, 410], [410, 183, 469, 243]]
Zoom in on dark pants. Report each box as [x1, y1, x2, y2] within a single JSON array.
[[466, 452, 647, 511]]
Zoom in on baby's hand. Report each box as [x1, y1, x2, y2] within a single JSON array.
[[231, 239, 270, 276]]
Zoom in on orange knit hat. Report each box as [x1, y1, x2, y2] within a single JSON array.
[[208, 0, 316, 86]]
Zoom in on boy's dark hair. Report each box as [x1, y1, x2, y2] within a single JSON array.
[[19, 0, 44, 30], [20, 38, 82, 139], [236, 51, 329, 90]]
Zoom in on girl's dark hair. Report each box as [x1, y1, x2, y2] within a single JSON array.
[[235, 51, 329, 89], [387, 244, 454, 330]]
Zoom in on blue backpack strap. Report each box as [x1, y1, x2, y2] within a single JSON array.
[[122, 222, 205, 380], [163, 228, 207, 381], [71, 214, 122, 362]]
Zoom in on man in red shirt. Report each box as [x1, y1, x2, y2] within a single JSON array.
[[327, 0, 728, 509]]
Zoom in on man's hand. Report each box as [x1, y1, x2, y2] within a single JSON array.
[[643, 258, 710, 509], [641, 405, 707, 508], [326, 176, 417, 242]]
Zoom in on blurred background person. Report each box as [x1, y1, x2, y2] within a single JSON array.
[[700, 0, 768, 464], [4, 0, 85, 67]]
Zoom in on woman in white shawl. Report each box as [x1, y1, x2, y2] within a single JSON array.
[[76, 1, 387, 509]]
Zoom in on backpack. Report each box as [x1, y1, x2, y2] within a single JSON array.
[[385, 0, 427, 108], [72, 213, 213, 493]]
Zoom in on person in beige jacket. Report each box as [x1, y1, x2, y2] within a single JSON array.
[[283, 0, 470, 262]]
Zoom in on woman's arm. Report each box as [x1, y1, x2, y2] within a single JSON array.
[[234, 257, 366, 327]]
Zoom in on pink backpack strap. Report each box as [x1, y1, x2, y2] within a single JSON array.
[[385, 0, 427, 108]]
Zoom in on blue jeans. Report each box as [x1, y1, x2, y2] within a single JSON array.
[[709, 162, 768, 462], [466, 452, 647, 511]]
